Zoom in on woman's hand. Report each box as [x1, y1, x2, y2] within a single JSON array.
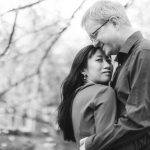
[[80, 137, 88, 150]]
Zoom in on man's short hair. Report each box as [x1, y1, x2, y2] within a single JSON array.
[[82, 0, 131, 28]]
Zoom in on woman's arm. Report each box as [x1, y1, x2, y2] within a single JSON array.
[[79, 86, 116, 150]]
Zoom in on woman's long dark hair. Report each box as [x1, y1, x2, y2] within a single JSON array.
[[57, 45, 101, 142]]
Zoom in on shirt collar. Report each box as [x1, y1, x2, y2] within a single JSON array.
[[116, 31, 143, 64]]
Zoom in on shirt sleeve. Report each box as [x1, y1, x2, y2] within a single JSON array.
[[85, 49, 150, 150]]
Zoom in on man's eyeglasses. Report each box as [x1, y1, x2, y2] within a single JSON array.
[[90, 20, 109, 42]]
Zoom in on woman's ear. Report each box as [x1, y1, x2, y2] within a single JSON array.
[[81, 73, 88, 81], [81, 70, 88, 80], [81, 71, 85, 76], [81, 68, 87, 76]]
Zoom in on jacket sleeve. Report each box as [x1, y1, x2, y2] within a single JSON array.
[[93, 86, 116, 135], [79, 86, 116, 140], [85, 49, 150, 150]]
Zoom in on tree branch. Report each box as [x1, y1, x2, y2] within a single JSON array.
[[0, 0, 87, 97], [0, 11, 18, 57], [124, 0, 135, 9], [37, 0, 87, 71], [1, 0, 47, 16], [0, 71, 39, 98]]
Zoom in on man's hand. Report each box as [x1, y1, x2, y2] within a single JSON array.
[[80, 137, 88, 150]]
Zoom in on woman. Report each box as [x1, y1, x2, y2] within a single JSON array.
[[57, 45, 116, 148]]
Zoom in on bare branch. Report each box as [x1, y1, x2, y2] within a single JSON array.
[[37, 0, 87, 71], [69, 0, 86, 21], [13, 22, 59, 44], [0, 71, 38, 97], [0, 11, 18, 57], [0, 0, 87, 97], [1, 0, 47, 16], [124, 0, 135, 9]]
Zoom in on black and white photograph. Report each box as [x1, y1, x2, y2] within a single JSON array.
[[0, 0, 150, 150]]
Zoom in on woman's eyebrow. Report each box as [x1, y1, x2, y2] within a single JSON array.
[[96, 55, 103, 58]]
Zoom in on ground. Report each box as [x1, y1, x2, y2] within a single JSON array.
[[0, 134, 77, 150]]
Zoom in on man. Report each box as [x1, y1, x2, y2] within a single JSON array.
[[80, 0, 150, 150]]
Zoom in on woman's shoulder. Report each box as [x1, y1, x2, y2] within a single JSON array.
[[76, 83, 114, 99], [87, 84, 116, 106], [73, 84, 115, 109], [86, 83, 114, 94], [73, 84, 116, 111], [91, 84, 113, 90]]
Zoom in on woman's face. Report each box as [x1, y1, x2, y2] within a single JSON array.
[[84, 49, 113, 84]]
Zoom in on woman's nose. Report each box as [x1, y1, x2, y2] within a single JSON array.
[[104, 59, 111, 68]]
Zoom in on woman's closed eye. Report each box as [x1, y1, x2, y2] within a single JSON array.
[[96, 58, 103, 62]]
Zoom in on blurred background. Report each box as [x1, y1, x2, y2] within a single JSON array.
[[0, 0, 149, 149]]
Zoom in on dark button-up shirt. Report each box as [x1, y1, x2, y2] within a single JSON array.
[[85, 31, 150, 150]]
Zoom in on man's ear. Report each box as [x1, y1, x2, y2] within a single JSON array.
[[109, 16, 120, 29]]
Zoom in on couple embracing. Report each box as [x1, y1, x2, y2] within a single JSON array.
[[58, 1, 150, 150]]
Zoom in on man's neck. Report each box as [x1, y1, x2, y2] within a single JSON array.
[[120, 26, 137, 45]]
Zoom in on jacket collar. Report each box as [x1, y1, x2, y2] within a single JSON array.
[[116, 31, 143, 64], [75, 83, 95, 94]]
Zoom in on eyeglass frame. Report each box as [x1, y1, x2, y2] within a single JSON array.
[[90, 19, 109, 42]]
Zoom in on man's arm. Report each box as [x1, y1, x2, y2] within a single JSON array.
[[84, 49, 150, 150]]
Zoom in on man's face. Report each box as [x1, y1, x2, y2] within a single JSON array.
[[85, 19, 121, 56]]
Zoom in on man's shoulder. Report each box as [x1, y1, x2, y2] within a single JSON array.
[[139, 38, 150, 51], [133, 38, 150, 56]]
